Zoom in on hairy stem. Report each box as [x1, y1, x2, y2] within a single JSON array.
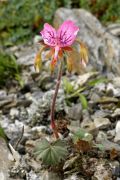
[[50, 61, 63, 139]]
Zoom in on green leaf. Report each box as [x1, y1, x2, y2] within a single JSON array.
[[66, 87, 85, 99], [88, 78, 108, 87], [63, 77, 74, 94], [95, 144, 104, 151], [0, 124, 9, 143], [34, 139, 68, 165], [73, 128, 93, 143], [79, 93, 88, 109]]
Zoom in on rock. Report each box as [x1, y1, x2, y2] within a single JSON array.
[[114, 121, 120, 143], [28, 89, 66, 126], [106, 23, 120, 37], [111, 161, 120, 177], [81, 121, 97, 135], [54, 8, 120, 75], [90, 93, 100, 102], [0, 138, 12, 180], [10, 108, 19, 119], [106, 83, 120, 97], [112, 109, 120, 118], [0, 96, 14, 109], [0, 90, 7, 100], [63, 156, 79, 171], [81, 110, 97, 135], [9, 155, 30, 179], [96, 132, 120, 151], [17, 46, 35, 66], [92, 161, 112, 180], [112, 77, 120, 88], [96, 96, 118, 104], [91, 110, 110, 119], [40, 171, 62, 180], [66, 103, 82, 121], [107, 129, 115, 139], [26, 170, 39, 180], [96, 131, 107, 142], [26, 170, 40, 180], [71, 72, 98, 89], [64, 173, 83, 180], [37, 72, 54, 90], [31, 126, 48, 138], [93, 117, 111, 129], [94, 83, 106, 93]]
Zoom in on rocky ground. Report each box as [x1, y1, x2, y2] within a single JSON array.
[[0, 8, 120, 180]]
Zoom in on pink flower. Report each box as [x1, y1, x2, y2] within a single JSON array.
[[40, 21, 79, 67], [34, 20, 88, 72]]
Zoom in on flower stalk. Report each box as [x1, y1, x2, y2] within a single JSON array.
[[34, 20, 88, 139], [50, 61, 63, 139]]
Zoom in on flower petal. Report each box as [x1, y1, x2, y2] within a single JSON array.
[[50, 58, 57, 73], [75, 39, 89, 68], [45, 48, 55, 59], [66, 55, 73, 73], [57, 20, 79, 47], [54, 45, 60, 60], [79, 41, 89, 66], [40, 23, 57, 47], [34, 46, 46, 73], [66, 50, 87, 74]]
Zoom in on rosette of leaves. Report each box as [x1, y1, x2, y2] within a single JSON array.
[[34, 139, 68, 165], [72, 128, 93, 153], [73, 128, 104, 152], [73, 128, 93, 143]]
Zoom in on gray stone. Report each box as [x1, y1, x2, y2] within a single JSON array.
[[0, 90, 7, 100], [10, 108, 19, 119], [96, 132, 120, 151], [92, 161, 112, 180], [0, 139, 12, 180], [106, 83, 120, 97], [91, 110, 109, 119], [40, 171, 62, 180], [71, 72, 98, 89], [93, 117, 111, 129], [112, 108, 120, 118], [112, 77, 120, 88], [27, 89, 66, 126], [106, 23, 120, 37], [17, 46, 35, 66], [107, 129, 115, 139], [114, 121, 120, 143], [66, 103, 82, 121], [54, 8, 120, 75]]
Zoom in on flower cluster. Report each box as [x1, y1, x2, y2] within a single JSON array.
[[34, 20, 88, 73]]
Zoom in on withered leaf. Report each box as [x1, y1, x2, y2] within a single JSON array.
[[110, 148, 118, 160], [74, 139, 91, 153]]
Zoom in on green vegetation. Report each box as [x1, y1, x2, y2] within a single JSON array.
[[79, 0, 120, 23], [63, 76, 108, 108], [0, 51, 22, 87], [34, 139, 68, 165], [0, 0, 120, 47]]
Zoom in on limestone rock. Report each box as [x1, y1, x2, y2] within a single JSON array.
[[92, 161, 112, 180], [0, 138, 12, 180], [114, 121, 120, 143], [93, 117, 111, 129]]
